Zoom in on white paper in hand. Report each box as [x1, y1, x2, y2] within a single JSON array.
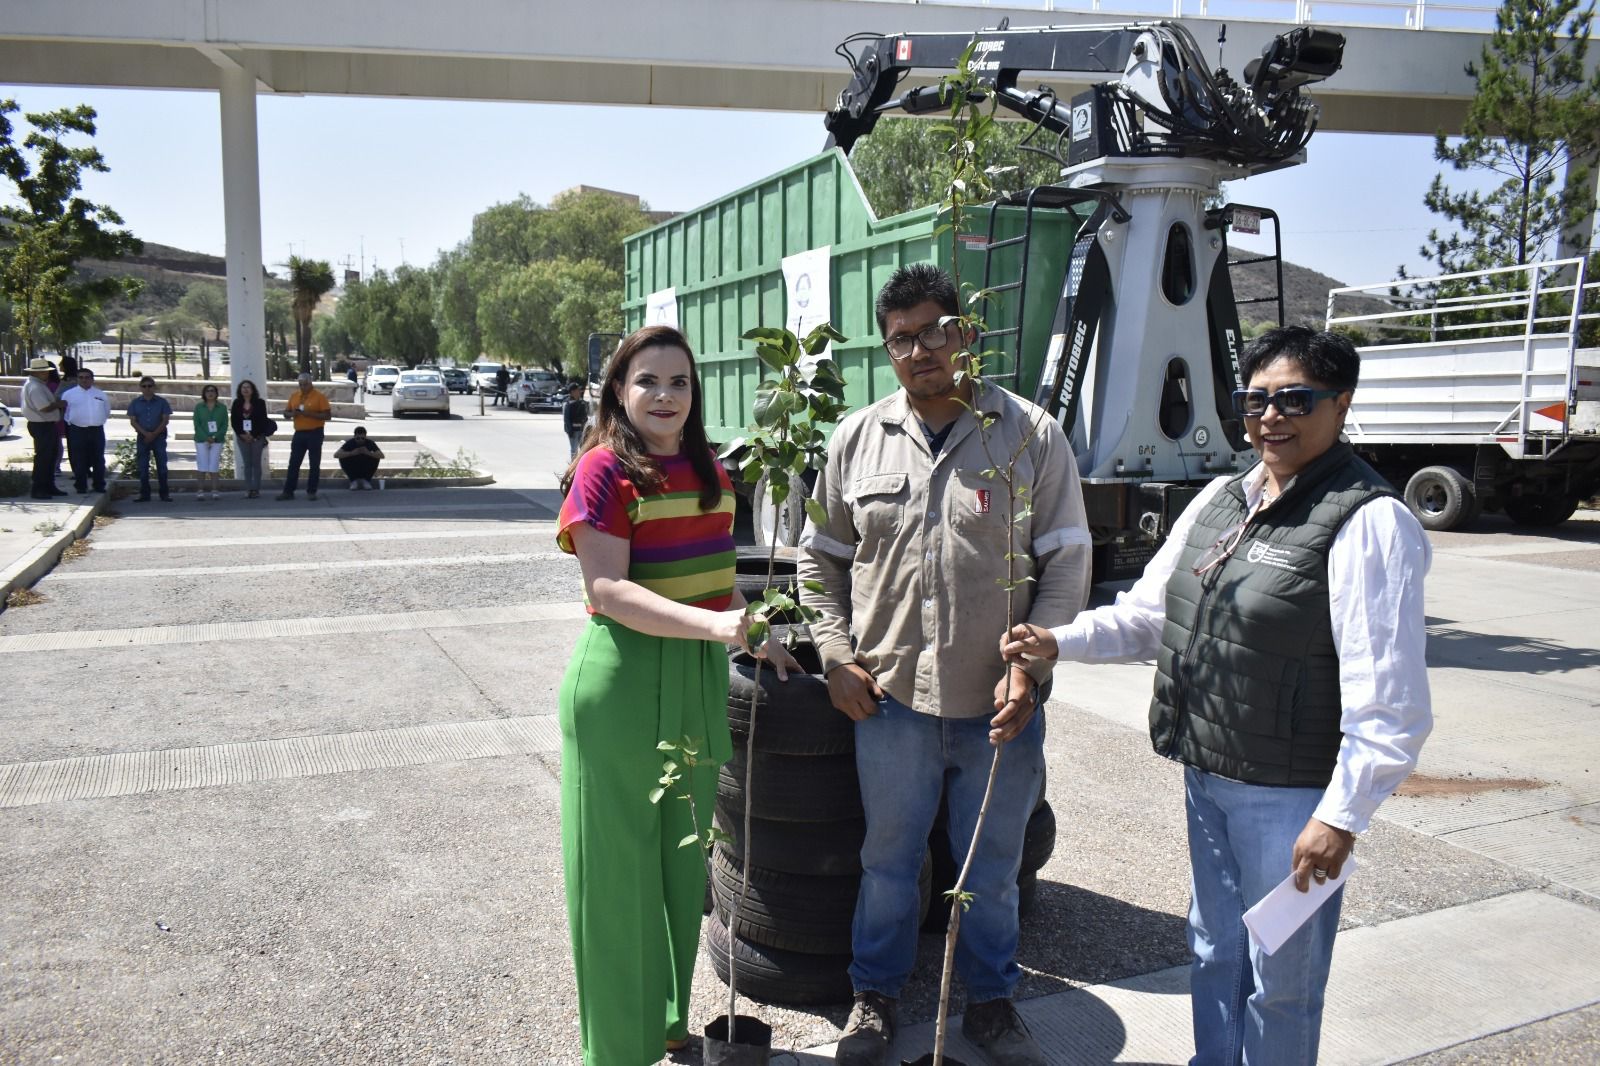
[[1242, 857, 1357, 956]]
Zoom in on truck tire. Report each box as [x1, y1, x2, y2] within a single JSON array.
[[1503, 493, 1579, 528], [704, 910, 853, 1005], [1404, 466, 1475, 531], [717, 750, 862, 823], [727, 645, 853, 756], [753, 473, 807, 548], [713, 801, 864, 877], [734, 545, 804, 625]]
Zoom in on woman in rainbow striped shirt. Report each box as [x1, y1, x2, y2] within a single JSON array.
[[557, 324, 798, 1064]]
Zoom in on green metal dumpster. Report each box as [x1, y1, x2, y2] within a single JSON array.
[[623, 149, 1089, 444]]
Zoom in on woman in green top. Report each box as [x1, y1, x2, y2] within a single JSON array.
[[192, 384, 228, 500]]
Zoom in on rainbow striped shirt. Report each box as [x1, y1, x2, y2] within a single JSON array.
[[558, 446, 736, 611]]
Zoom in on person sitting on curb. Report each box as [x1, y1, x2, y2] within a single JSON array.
[[277, 372, 332, 501], [334, 426, 385, 490]]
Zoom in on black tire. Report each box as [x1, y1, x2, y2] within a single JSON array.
[[1021, 801, 1057, 874], [1404, 466, 1475, 531], [717, 750, 861, 823], [713, 800, 864, 877], [709, 846, 858, 955], [1018, 870, 1038, 918], [727, 645, 853, 757], [735, 545, 802, 624], [1503, 492, 1579, 528], [704, 910, 853, 1005]]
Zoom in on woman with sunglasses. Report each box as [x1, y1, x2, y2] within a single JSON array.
[[1002, 326, 1432, 1064], [556, 324, 798, 1065]]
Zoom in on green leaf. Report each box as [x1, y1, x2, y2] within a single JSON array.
[[804, 497, 828, 528], [656, 740, 675, 751], [755, 343, 789, 372], [743, 462, 764, 485], [746, 618, 770, 645], [648, 787, 666, 804], [742, 326, 791, 345], [802, 578, 825, 594], [678, 833, 700, 850]]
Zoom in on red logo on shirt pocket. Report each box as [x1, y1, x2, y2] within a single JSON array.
[[975, 489, 991, 514]]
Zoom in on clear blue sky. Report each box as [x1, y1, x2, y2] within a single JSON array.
[[0, 83, 1519, 289]]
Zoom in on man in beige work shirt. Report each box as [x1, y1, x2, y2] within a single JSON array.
[[799, 264, 1090, 1066]]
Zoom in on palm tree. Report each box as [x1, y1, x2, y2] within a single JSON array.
[[286, 255, 335, 375]]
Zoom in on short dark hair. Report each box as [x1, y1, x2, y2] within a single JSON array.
[[875, 263, 959, 335], [139, 376, 156, 387], [1239, 326, 1360, 392], [353, 426, 368, 436], [77, 368, 94, 379]]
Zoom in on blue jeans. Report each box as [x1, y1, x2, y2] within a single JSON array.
[[135, 434, 169, 498], [284, 428, 323, 495], [851, 694, 1044, 1002], [1185, 766, 1343, 1066]]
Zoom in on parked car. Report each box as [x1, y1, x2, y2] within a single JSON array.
[[366, 365, 402, 394], [524, 369, 565, 410], [468, 362, 504, 394], [440, 368, 471, 393], [390, 370, 450, 417]]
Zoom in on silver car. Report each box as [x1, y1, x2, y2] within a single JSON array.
[[390, 371, 450, 418]]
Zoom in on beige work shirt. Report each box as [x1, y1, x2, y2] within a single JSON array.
[[798, 381, 1092, 718]]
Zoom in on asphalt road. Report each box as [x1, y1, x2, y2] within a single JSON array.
[[1, 405, 1597, 1063]]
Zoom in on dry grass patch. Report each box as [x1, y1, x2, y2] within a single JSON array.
[[60, 537, 92, 562], [6, 587, 46, 608]]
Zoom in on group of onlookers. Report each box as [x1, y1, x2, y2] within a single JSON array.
[[16, 364, 385, 501]]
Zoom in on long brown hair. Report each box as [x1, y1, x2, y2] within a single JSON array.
[[560, 325, 722, 510]]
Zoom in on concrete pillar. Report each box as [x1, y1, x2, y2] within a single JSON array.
[[219, 65, 266, 399]]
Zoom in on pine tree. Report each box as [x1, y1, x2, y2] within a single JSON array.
[[1417, 0, 1600, 274]]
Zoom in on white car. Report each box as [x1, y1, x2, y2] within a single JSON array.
[[0, 402, 11, 439], [390, 371, 450, 417], [366, 365, 402, 394], [468, 362, 504, 394]]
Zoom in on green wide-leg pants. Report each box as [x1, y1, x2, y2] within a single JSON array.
[[558, 616, 731, 1066]]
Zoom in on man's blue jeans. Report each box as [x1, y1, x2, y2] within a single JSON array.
[[1184, 766, 1343, 1066], [851, 693, 1044, 1002], [284, 428, 324, 495], [134, 434, 168, 499]]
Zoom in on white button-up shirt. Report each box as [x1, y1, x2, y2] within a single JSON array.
[[1050, 463, 1432, 833], [59, 385, 111, 428]]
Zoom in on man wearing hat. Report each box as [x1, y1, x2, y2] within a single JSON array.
[[277, 372, 332, 501], [21, 358, 68, 500]]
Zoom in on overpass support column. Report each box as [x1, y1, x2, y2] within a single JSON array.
[[219, 65, 266, 400]]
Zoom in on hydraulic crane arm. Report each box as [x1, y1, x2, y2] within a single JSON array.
[[824, 21, 1343, 171]]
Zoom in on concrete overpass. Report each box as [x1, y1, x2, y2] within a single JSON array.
[[0, 0, 1580, 390]]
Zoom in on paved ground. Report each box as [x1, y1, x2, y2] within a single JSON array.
[[1, 402, 1598, 1063]]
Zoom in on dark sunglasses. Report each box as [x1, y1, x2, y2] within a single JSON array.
[[1231, 387, 1346, 418]]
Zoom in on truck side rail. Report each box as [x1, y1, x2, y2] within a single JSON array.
[[1326, 258, 1598, 458]]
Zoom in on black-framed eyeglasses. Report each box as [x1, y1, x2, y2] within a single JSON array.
[[1191, 518, 1250, 577], [883, 316, 959, 361], [1231, 387, 1345, 418]]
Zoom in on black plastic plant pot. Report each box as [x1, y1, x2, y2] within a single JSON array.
[[703, 1014, 773, 1066], [903, 1058, 968, 1066]]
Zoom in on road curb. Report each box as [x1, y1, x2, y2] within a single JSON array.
[[0, 495, 107, 605]]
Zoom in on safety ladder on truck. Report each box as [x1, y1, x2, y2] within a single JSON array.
[[971, 185, 1101, 392], [1217, 203, 1286, 328]]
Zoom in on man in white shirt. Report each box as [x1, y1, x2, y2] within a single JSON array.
[[58, 367, 112, 495], [1004, 327, 1431, 1065], [20, 358, 67, 500]]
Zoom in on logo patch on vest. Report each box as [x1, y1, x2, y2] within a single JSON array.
[[1245, 540, 1304, 571], [975, 489, 991, 514]]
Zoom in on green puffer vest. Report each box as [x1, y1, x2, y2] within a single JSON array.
[[1150, 443, 1396, 787]]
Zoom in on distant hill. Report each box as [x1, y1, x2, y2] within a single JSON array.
[[76, 241, 287, 328], [1230, 255, 1390, 331]]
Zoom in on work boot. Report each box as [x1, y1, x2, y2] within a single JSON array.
[[836, 990, 897, 1066], [961, 998, 1045, 1066]]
